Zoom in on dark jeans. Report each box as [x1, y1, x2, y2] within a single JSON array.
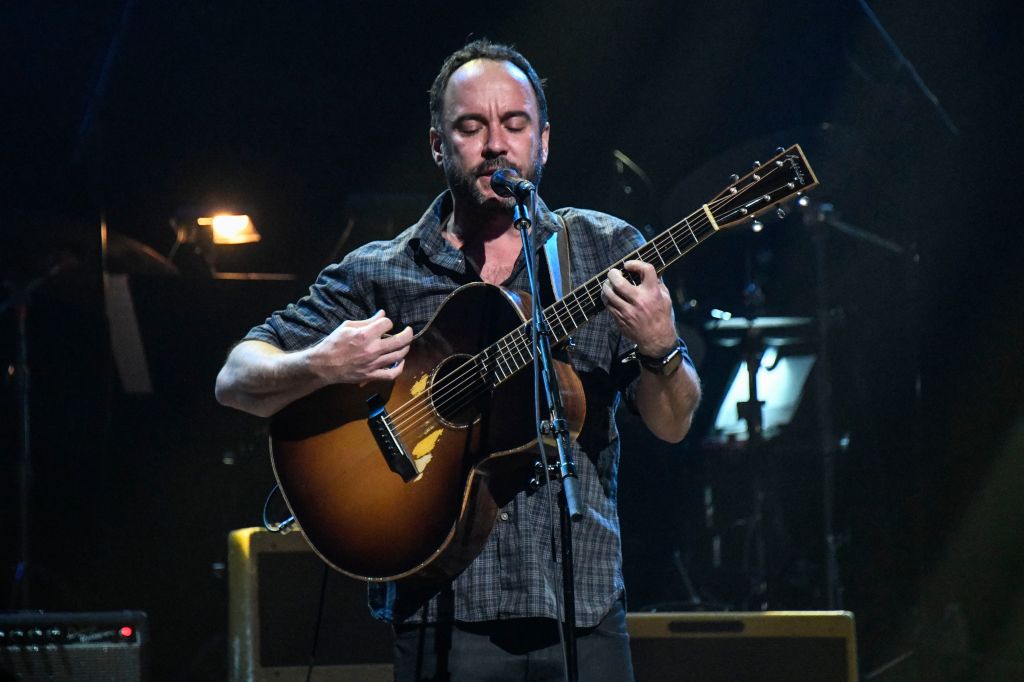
[[393, 598, 634, 682]]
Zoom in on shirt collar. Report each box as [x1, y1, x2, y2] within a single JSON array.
[[411, 190, 561, 266]]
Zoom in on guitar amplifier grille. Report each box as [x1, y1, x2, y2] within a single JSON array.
[[228, 527, 394, 681]]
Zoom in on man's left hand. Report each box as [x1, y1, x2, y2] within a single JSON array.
[[601, 259, 678, 356]]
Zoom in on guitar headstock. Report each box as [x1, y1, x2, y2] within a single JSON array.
[[707, 144, 818, 232]]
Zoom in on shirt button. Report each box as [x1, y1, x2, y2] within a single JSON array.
[[499, 512, 510, 521]]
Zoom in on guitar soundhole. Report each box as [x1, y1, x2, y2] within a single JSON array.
[[430, 354, 488, 428]]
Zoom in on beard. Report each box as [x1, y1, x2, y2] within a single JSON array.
[[442, 145, 545, 212]]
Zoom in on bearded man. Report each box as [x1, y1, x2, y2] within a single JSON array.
[[216, 38, 701, 681]]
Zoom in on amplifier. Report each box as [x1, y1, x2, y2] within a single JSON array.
[[227, 527, 394, 682], [627, 611, 858, 682], [0, 610, 148, 681]]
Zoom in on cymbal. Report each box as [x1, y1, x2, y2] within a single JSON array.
[[705, 316, 811, 331], [107, 232, 179, 276], [705, 316, 812, 347]]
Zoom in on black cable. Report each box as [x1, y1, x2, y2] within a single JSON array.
[[305, 561, 331, 682], [261, 484, 294, 532]]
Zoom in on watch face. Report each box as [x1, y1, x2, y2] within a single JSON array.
[[662, 348, 683, 375], [640, 344, 683, 375]]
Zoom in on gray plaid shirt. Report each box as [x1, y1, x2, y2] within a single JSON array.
[[246, 191, 671, 627]]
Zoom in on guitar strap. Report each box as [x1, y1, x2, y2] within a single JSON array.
[[543, 213, 571, 301]]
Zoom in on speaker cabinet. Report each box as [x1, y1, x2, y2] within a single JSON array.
[[227, 527, 393, 681], [627, 611, 858, 682], [0, 610, 148, 681]]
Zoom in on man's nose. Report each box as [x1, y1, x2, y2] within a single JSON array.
[[483, 127, 509, 157]]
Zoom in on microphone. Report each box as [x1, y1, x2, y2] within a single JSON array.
[[490, 168, 535, 200]]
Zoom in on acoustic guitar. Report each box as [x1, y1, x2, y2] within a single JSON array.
[[269, 144, 818, 581]]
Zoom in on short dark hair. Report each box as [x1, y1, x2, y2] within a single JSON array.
[[429, 38, 548, 133]]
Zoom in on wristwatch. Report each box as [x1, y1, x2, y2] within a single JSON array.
[[636, 339, 685, 377]]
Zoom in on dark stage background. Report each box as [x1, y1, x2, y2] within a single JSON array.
[[2, 1, 1022, 679]]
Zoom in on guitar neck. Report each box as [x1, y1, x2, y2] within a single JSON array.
[[543, 206, 718, 343]]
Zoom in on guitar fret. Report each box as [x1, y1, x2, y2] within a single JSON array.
[[569, 296, 587, 327], [480, 353, 495, 383], [509, 334, 523, 372], [497, 339, 515, 380], [481, 348, 497, 383], [588, 282, 600, 312], [515, 331, 530, 369], [558, 309, 571, 339], [550, 309, 568, 340], [493, 350, 509, 383], [650, 241, 666, 268], [682, 216, 699, 243], [666, 228, 681, 257], [476, 351, 488, 381], [582, 284, 595, 309]]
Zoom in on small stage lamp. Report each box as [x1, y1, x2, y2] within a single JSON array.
[[168, 210, 261, 275], [197, 214, 260, 245]]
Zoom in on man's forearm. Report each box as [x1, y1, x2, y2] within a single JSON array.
[[216, 315, 414, 418], [635, 362, 701, 443], [215, 340, 325, 418]]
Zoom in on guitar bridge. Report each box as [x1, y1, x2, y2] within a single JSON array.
[[366, 394, 417, 482]]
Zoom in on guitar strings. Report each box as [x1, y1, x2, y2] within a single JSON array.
[[387, 170, 796, 438], [387, 165, 798, 438]]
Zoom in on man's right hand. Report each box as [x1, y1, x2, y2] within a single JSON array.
[[307, 310, 414, 385], [215, 310, 414, 418]]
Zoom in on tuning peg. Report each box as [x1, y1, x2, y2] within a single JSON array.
[[751, 220, 764, 233], [776, 146, 785, 155], [752, 160, 761, 169], [776, 206, 787, 219], [729, 173, 740, 183]]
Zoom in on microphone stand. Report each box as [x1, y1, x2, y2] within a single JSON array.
[[513, 193, 582, 682]]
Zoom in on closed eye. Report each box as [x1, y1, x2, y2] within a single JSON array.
[[455, 120, 483, 134], [503, 114, 530, 132]]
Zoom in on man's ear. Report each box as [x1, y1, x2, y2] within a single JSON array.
[[429, 128, 444, 168], [540, 122, 550, 165]]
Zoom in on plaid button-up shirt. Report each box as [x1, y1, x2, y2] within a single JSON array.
[[246, 191, 675, 627]]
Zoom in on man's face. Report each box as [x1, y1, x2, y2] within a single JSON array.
[[430, 59, 550, 211]]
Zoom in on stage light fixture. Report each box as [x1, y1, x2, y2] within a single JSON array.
[[168, 209, 261, 275], [197, 214, 260, 245]]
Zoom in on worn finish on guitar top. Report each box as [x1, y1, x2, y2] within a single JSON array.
[[270, 282, 586, 581]]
